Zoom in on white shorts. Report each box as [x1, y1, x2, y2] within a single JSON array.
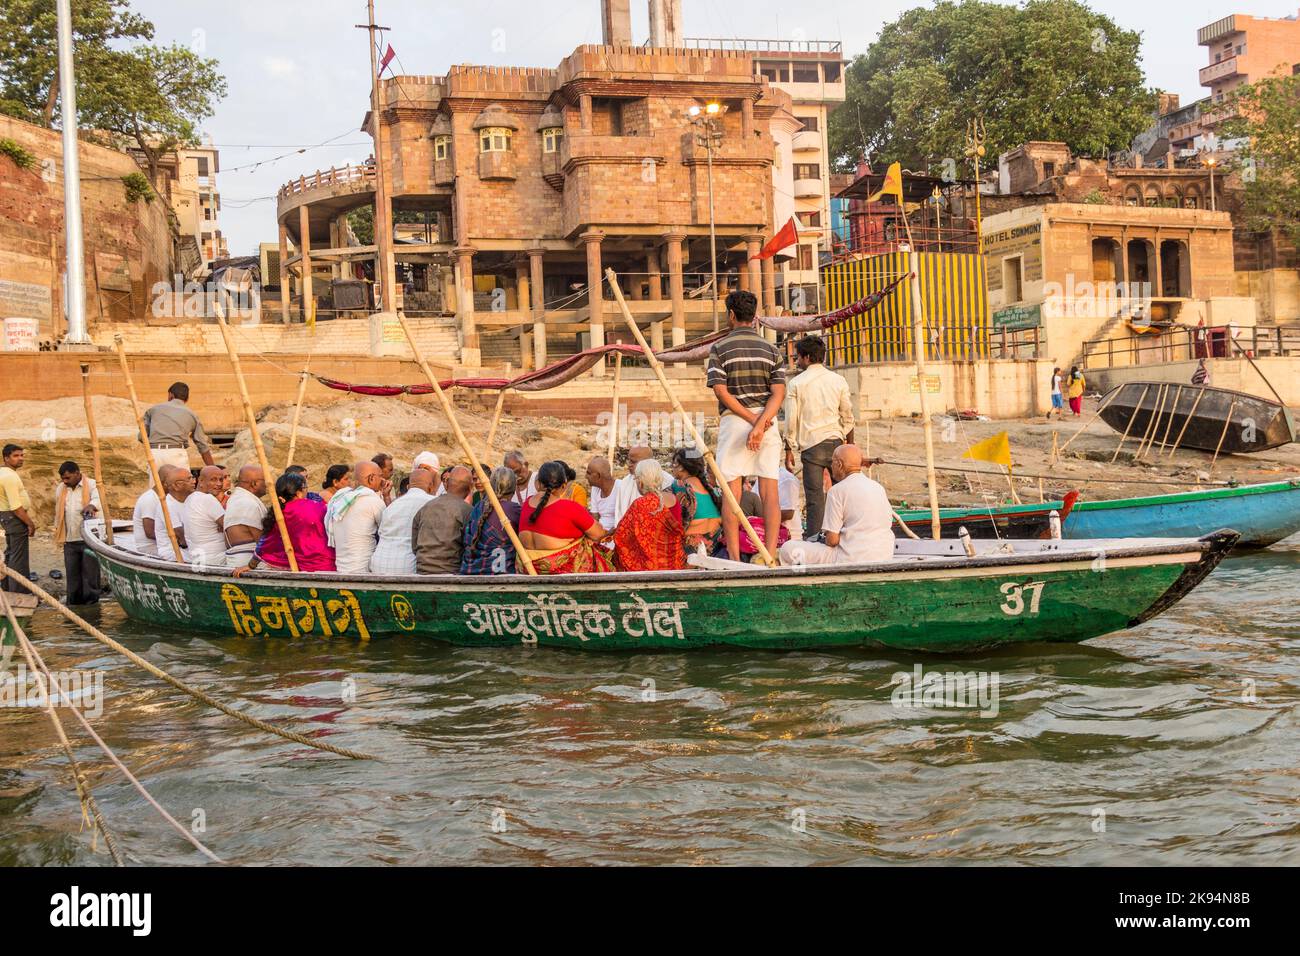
[[151, 447, 192, 471], [716, 412, 781, 482]]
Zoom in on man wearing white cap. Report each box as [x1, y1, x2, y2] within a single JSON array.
[[412, 451, 444, 497]]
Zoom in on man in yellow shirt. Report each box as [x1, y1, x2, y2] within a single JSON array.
[[0, 443, 35, 594]]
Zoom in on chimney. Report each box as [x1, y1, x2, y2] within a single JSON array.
[[600, 0, 632, 46], [649, 0, 682, 47]]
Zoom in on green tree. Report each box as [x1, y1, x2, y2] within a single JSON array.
[[82, 43, 227, 188], [828, 0, 1155, 174], [1225, 74, 1300, 252], [0, 0, 151, 127]]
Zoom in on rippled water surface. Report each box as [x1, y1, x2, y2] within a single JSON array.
[[3, 541, 1298, 866]]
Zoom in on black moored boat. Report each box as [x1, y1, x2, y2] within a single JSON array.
[[1098, 381, 1296, 454]]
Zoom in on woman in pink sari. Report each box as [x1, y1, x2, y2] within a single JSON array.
[[233, 472, 336, 574]]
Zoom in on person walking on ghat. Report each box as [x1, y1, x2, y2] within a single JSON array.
[[143, 382, 215, 470], [783, 335, 854, 542], [706, 289, 787, 560], [53, 461, 101, 605], [1066, 366, 1086, 417], [1050, 366, 1065, 419], [0, 443, 35, 594]]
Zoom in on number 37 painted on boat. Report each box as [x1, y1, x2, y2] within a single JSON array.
[[999, 581, 1046, 617]]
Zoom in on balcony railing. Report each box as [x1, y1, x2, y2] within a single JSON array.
[[683, 37, 842, 54], [278, 162, 375, 200], [1199, 57, 1242, 85], [1083, 324, 1300, 370]]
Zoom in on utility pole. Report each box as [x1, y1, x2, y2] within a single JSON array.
[[357, 1, 397, 313], [690, 103, 725, 332], [55, 0, 89, 345]]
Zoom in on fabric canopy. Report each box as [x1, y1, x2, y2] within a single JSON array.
[[316, 273, 910, 397]]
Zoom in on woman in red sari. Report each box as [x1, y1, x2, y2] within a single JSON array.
[[519, 461, 613, 574], [234, 472, 336, 575], [614, 459, 688, 572]]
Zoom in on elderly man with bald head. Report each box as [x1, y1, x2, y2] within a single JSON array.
[[411, 465, 473, 574], [131, 464, 175, 557], [223, 464, 268, 568], [154, 465, 195, 562], [325, 459, 388, 575], [777, 443, 894, 567], [585, 455, 617, 529], [182, 464, 229, 567]]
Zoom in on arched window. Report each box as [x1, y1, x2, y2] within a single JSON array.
[[434, 136, 450, 160], [479, 127, 512, 152], [542, 127, 563, 153]]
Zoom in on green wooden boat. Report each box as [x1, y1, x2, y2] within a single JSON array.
[[83, 524, 1237, 653]]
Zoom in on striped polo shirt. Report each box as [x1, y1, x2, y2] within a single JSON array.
[[706, 327, 786, 414]]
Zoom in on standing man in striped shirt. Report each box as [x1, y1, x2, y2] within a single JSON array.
[[706, 290, 786, 561]]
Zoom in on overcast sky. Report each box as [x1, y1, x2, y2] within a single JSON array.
[[126, 0, 1300, 255]]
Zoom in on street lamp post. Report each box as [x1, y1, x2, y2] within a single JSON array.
[[1206, 156, 1218, 212], [690, 103, 725, 332]]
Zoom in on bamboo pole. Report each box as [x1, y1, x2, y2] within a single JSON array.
[[607, 347, 623, 463], [485, 361, 511, 456], [907, 251, 943, 540], [1109, 384, 1151, 463], [1156, 385, 1183, 454], [1166, 386, 1208, 459], [1059, 385, 1122, 456], [284, 360, 311, 469], [1049, 429, 1060, 468], [79, 363, 112, 545], [1004, 465, 1022, 505], [1135, 384, 1168, 460], [1209, 400, 1238, 475], [395, 313, 537, 575], [113, 336, 183, 563], [212, 311, 299, 573], [604, 268, 775, 566]]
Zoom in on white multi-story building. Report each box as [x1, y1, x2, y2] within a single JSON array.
[[685, 37, 846, 312]]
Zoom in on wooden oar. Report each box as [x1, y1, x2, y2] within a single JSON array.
[[213, 310, 299, 573], [113, 336, 184, 564], [79, 363, 112, 545], [1209, 400, 1238, 476], [1059, 385, 1121, 456], [1156, 385, 1183, 453], [485, 361, 511, 457], [1136, 384, 1168, 460], [604, 267, 775, 566], [1109, 384, 1150, 463], [284, 359, 311, 470], [395, 313, 537, 575]]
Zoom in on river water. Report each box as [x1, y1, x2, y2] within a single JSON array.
[[2, 540, 1297, 866]]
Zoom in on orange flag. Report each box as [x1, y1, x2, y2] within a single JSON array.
[[752, 217, 798, 260]]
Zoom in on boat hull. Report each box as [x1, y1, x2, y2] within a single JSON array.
[[86, 530, 1235, 653], [1062, 479, 1300, 548], [895, 492, 1080, 540], [1098, 381, 1295, 454]]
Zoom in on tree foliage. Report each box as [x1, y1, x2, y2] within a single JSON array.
[[1225, 73, 1300, 253], [828, 0, 1155, 174], [0, 0, 151, 127]]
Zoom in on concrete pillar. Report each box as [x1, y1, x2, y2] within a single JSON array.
[[1153, 231, 1163, 298], [441, 264, 457, 314], [737, 259, 751, 293], [646, 246, 663, 301], [580, 94, 593, 132], [514, 258, 531, 367], [581, 229, 606, 376], [298, 204, 312, 322], [455, 245, 480, 367], [663, 231, 687, 353], [649, 0, 682, 47], [599, 0, 631, 46], [277, 221, 291, 324], [761, 254, 777, 317], [745, 234, 763, 297], [742, 97, 754, 139], [529, 248, 546, 370]]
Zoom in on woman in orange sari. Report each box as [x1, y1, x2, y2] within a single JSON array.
[[614, 459, 688, 572], [519, 461, 613, 574]]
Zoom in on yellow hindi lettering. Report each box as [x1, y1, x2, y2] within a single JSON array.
[[221, 584, 263, 637]]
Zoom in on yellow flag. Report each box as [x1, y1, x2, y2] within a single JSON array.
[[963, 431, 1011, 468], [866, 161, 904, 204]]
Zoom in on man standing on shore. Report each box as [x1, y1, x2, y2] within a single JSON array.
[[706, 290, 786, 560], [0, 444, 35, 594], [143, 382, 215, 470], [783, 335, 854, 541], [54, 461, 101, 604]]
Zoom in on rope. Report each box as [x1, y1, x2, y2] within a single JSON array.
[[0, 567, 374, 761], [0, 590, 124, 865], [872, 457, 1234, 488]]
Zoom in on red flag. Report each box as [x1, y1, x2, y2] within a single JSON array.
[[378, 44, 396, 75], [753, 217, 798, 260]]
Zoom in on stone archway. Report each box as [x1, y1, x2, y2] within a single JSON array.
[[1160, 239, 1191, 298]]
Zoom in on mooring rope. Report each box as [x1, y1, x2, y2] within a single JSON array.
[[872, 458, 1234, 488], [1, 591, 124, 865], [0, 567, 374, 761]]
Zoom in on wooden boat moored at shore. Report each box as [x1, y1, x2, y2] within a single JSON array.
[[84, 524, 1237, 653], [1097, 381, 1295, 454]]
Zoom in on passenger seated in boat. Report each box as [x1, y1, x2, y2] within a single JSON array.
[[737, 475, 790, 561], [183, 465, 228, 567], [777, 444, 894, 567], [520, 461, 613, 574], [131, 467, 171, 558], [461, 467, 522, 575], [614, 459, 688, 572], [235, 471, 335, 575], [370, 468, 435, 575], [320, 464, 352, 505], [612, 446, 670, 528], [670, 448, 721, 555], [555, 461, 589, 508], [411, 466, 473, 574], [326, 460, 386, 576], [223, 464, 268, 569], [155, 465, 193, 563]]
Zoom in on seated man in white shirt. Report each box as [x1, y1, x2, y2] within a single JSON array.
[[132, 465, 183, 559], [777, 444, 894, 566], [370, 467, 435, 574], [223, 464, 268, 568], [586, 455, 617, 529], [154, 465, 193, 563], [325, 459, 387, 575], [183, 465, 227, 567]]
